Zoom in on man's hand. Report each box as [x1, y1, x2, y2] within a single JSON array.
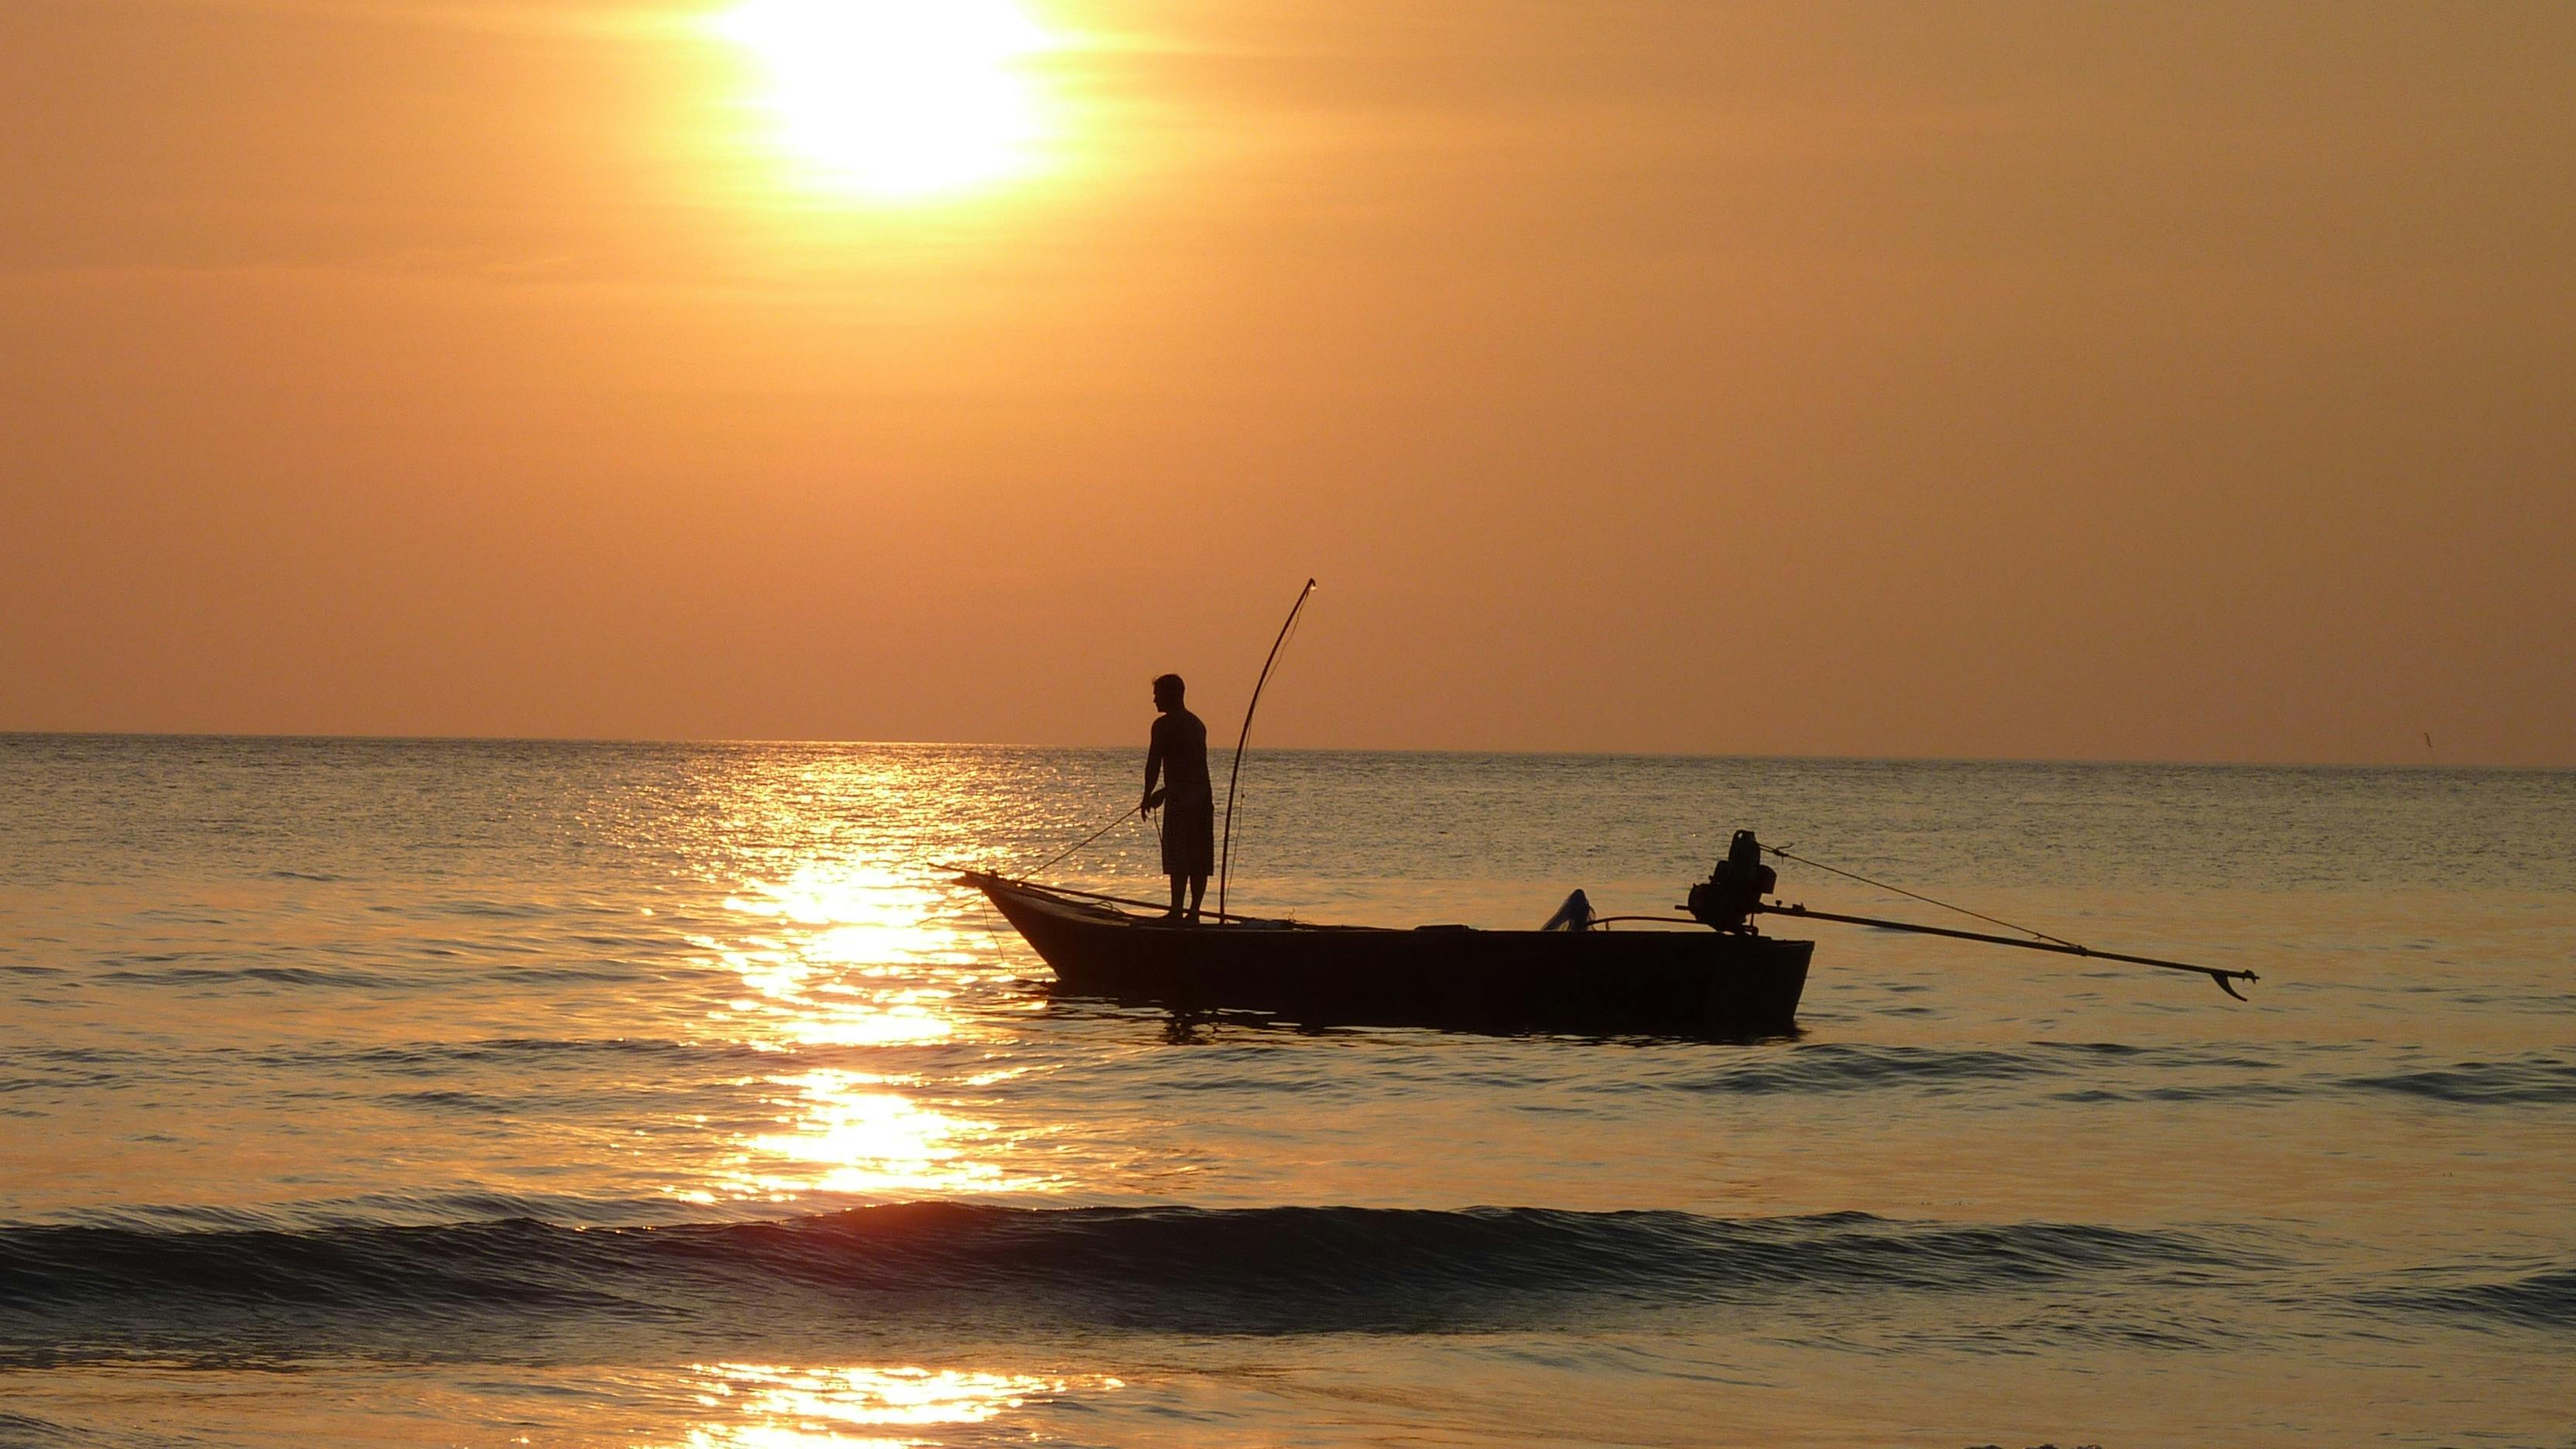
[[1140, 788, 1166, 815]]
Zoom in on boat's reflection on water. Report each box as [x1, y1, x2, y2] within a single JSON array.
[[670, 1362, 1119, 1447], [702, 862, 1058, 1203]]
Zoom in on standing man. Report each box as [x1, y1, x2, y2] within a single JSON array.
[[1141, 673, 1214, 922]]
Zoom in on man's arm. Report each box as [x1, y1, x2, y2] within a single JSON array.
[[1142, 721, 1166, 814]]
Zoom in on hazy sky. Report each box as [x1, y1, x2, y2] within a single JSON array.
[[4, 0, 2570, 763]]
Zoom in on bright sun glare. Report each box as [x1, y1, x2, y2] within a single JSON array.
[[716, 0, 1053, 200]]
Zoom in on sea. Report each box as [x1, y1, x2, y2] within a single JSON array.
[[2, 735, 2570, 1448]]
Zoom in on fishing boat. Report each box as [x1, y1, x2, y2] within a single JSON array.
[[961, 869, 1814, 1037], [963, 827, 2256, 1035], [968, 581, 2256, 1036]]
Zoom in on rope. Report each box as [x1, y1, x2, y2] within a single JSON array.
[[1762, 844, 2081, 949], [1021, 803, 1145, 879], [965, 874, 1280, 926]]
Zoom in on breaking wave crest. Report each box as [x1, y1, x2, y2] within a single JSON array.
[[0, 1204, 2241, 1358]]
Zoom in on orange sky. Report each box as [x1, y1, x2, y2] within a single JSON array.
[[3, 0, 2570, 763]]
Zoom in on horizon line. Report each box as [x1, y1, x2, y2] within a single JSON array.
[[0, 728, 2560, 775]]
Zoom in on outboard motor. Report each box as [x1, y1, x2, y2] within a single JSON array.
[[1687, 829, 1776, 933]]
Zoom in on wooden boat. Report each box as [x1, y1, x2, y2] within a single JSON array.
[[963, 820, 2257, 1036], [975, 588, 2256, 1037], [961, 870, 1814, 1036]]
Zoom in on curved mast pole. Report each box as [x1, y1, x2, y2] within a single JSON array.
[[1218, 578, 1317, 920]]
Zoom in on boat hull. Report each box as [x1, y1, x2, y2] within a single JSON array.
[[968, 874, 1810, 1036]]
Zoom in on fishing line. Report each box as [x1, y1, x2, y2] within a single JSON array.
[[1762, 844, 2082, 949], [1021, 802, 1147, 879]]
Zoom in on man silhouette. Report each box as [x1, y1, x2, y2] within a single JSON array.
[[1140, 673, 1214, 921]]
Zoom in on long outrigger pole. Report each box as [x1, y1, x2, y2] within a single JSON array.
[[1757, 901, 2259, 1000], [1681, 831, 2257, 1001], [1218, 578, 1317, 920]]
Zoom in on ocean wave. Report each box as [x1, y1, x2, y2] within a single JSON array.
[[1587, 1036, 2318, 1093], [1607, 1045, 2054, 1095], [307, 1036, 766, 1072], [0, 1204, 2242, 1357], [1608, 1042, 2280, 1097], [2337, 1057, 2576, 1105], [2362, 1264, 2576, 1330], [92, 963, 386, 989], [2046, 1083, 2306, 1105], [0, 1410, 70, 1442], [0, 1046, 151, 1096], [1628, 1046, 2576, 1108]]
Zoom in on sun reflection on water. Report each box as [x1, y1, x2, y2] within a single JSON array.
[[714, 863, 983, 1050], [702, 861, 1057, 1202], [731, 1068, 1041, 1197], [674, 1362, 1119, 1447]]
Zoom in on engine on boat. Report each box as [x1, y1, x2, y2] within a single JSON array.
[[1687, 829, 1776, 933]]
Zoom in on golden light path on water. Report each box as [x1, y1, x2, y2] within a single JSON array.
[[648, 751, 1116, 1449], [670, 1362, 1122, 1447], [670, 860, 1119, 1447], [694, 861, 1062, 1202]]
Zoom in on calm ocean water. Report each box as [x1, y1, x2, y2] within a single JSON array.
[[2, 735, 2571, 1447]]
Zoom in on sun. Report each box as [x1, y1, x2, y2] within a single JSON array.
[[715, 0, 1053, 201]]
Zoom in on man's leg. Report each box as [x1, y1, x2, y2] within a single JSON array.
[[1187, 873, 1208, 922], [1166, 874, 1185, 917]]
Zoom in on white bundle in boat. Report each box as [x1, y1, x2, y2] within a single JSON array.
[[1540, 889, 1596, 932]]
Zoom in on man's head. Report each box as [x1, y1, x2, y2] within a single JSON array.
[[1152, 673, 1184, 712]]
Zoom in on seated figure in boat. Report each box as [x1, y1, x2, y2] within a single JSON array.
[[1141, 673, 1215, 921]]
